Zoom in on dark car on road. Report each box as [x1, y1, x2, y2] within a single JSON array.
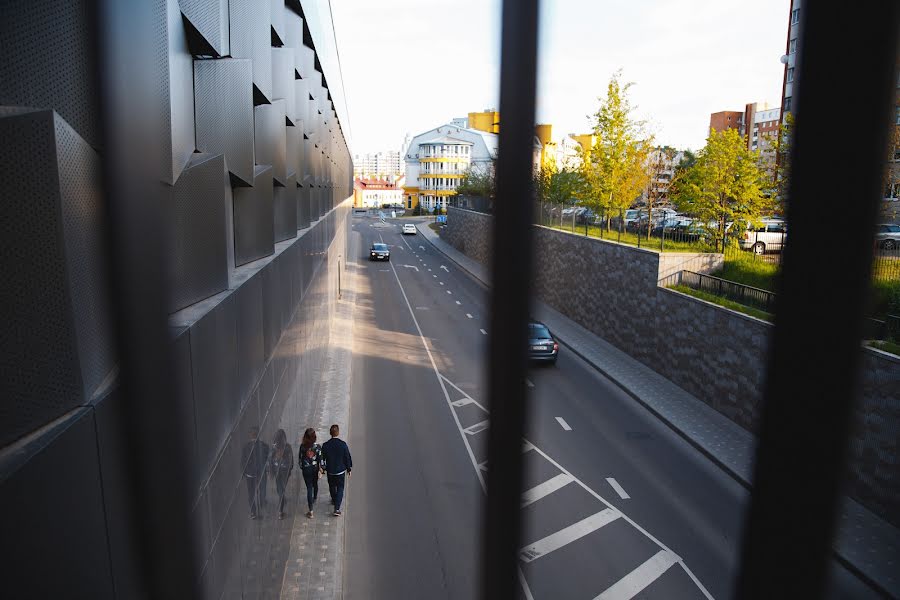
[[369, 242, 390, 261], [528, 321, 559, 365]]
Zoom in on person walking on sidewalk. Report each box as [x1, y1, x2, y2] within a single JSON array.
[[269, 429, 293, 520], [321, 424, 352, 517], [242, 426, 269, 520], [299, 428, 324, 518]]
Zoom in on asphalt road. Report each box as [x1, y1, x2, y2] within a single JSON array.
[[343, 216, 872, 600]]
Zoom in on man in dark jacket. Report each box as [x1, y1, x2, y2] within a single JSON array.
[[242, 426, 269, 519], [321, 424, 352, 516]]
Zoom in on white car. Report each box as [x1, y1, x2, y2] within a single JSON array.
[[402, 223, 417, 235]]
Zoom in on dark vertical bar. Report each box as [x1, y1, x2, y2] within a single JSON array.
[[481, 0, 539, 597], [736, 2, 899, 598], [94, 0, 199, 596]]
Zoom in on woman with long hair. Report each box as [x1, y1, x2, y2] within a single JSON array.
[[298, 428, 324, 518], [269, 429, 293, 519]]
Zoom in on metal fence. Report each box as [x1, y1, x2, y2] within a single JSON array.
[[679, 271, 776, 314]]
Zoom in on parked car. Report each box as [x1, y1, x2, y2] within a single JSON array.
[[369, 242, 390, 261], [402, 223, 417, 235], [527, 321, 559, 365], [739, 218, 787, 254], [876, 223, 900, 250]]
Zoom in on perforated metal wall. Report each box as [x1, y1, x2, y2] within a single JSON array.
[[274, 173, 298, 242], [233, 164, 274, 266]]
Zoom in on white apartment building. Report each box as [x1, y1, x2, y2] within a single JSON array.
[[403, 124, 499, 211], [353, 150, 402, 178], [642, 147, 686, 205]]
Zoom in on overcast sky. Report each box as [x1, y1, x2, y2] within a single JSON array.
[[331, 0, 788, 155]]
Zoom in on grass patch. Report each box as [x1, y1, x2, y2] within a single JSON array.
[[869, 340, 900, 356], [718, 253, 779, 291], [670, 284, 774, 322], [428, 222, 442, 233]]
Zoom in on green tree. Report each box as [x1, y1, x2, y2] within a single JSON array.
[[671, 128, 772, 251], [644, 146, 676, 238], [456, 162, 496, 201], [580, 71, 653, 229], [534, 162, 585, 225]]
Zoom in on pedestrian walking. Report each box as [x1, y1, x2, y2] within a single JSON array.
[[321, 424, 352, 517], [298, 428, 324, 518], [241, 426, 269, 519], [269, 429, 293, 520]]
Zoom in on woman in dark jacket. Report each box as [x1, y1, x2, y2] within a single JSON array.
[[298, 428, 324, 518], [269, 429, 293, 519]]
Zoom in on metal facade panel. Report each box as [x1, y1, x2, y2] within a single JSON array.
[[0, 108, 118, 447], [271, 48, 296, 123], [260, 261, 280, 363], [179, 0, 229, 56], [169, 327, 200, 491], [194, 58, 255, 186], [189, 293, 239, 477], [0, 408, 114, 598], [285, 122, 300, 179], [0, 0, 99, 147], [254, 100, 287, 185], [167, 153, 229, 313], [297, 183, 309, 230], [234, 274, 264, 406], [158, 0, 195, 185], [270, 0, 286, 46], [233, 165, 274, 266], [228, 0, 272, 101], [274, 174, 298, 242], [294, 78, 309, 128]]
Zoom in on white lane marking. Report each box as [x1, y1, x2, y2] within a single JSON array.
[[477, 460, 488, 471], [433, 275, 437, 278], [402, 265, 419, 272], [466, 313, 474, 319], [440, 265, 449, 272], [479, 328, 487, 335], [447, 291, 452, 295], [520, 473, 574, 508], [463, 420, 490, 435], [595, 550, 679, 600], [379, 269, 390, 272], [519, 509, 620, 563], [419, 245, 425, 250], [606, 478, 630, 500], [455, 300, 461, 305], [401, 235, 413, 250], [556, 417, 572, 431], [428, 268, 432, 272], [452, 398, 474, 407], [525, 379, 534, 388], [521, 441, 535, 453], [439, 281, 444, 285]]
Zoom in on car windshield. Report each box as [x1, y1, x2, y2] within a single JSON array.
[[886, 225, 900, 233], [529, 324, 551, 338], [372, 243, 388, 251]]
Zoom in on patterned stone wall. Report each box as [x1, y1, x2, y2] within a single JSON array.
[[446, 207, 900, 527]]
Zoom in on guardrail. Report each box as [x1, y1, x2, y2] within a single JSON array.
[[678, 270, 776, 314]]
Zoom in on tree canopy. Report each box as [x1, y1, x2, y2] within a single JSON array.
[[671, 128, 772, 250]]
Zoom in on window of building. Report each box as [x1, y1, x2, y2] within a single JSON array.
[[784, 97, 792, 112], [791, 8, 800, 24], [787, 67, 794, 83], [789, 39, 797, 54]]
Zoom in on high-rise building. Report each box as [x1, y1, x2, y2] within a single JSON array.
[[709, 102, 781, 180], [352, 150, 402, 179], [780, 0, 802, 122]]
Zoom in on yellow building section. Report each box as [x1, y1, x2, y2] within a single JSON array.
[[468, 110, 500, 133], [403, 186, 420, 209], [432, 190, 457, 197], [418, 174, 464, 179], [571, 133, 596, 155], [420, 158, 468, 163], [535, 123, 556, 169]]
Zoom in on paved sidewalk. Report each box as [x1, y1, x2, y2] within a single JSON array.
[[418, 222, 900, 597], [279, 231, 360, 600]]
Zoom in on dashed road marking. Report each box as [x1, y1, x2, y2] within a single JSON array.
[[452, 398, 474, 407], [455, 300, 461, 305], [479, 328, 487, 335], [466, 313, 473, 319], [463, 420, 489, 435], [606, 478, 630, 500], [556, 417, 572, 431], [520, 473, 574, 508], [526, 379, 534, 388], [447, 291, 452, 295]]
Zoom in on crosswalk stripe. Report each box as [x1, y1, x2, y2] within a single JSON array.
[[452, 398, 474, 407], [519, 509, 620, 563], [520, 473, 573, 508], [594, 550, 679, 600], [464, 420, 489, 435]]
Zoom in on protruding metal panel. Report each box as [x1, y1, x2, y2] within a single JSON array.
[[270, 0, 285, 46], [233, 164, 274, 266], [166, 153, 229, 313], [286, 122, 300, 179], [234, 275, 264, 405], [297, 183, 309, 230], [272, 48, 296, 123], [194, 58, 255, 186], [0, 0, 99, 147], [274, 173, 298, 242], [155, 0, 195, 185], [0, 108, 114, 447], [254, 100, 287, 185], [294, 78, 310, 130], [229, 0, 272, 101], [178, 0, 229, 56]]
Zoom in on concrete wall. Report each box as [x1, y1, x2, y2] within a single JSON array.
[[446, 207, 900, 527]]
